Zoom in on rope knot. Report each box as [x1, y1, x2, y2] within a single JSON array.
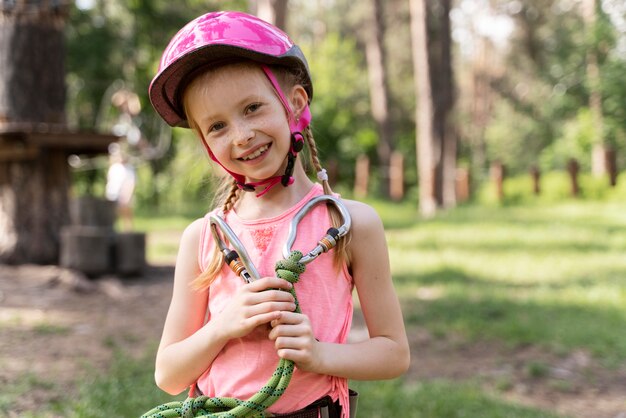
[[274, 250, 305, 284]]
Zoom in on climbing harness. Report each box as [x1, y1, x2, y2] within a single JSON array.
[[141, 195, 351, 418]]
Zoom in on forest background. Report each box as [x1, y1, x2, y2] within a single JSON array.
[[2, 1, 626, 417], [67, 0, 626, 216]]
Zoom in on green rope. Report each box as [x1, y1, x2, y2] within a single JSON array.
[[140, 251, 306, 418]]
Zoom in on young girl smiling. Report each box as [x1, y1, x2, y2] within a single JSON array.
[[148, 11, 409, 418]]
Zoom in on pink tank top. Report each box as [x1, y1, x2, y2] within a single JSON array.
[[197, 184, 353, 416]]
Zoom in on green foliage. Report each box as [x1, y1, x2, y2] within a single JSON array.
[[467, 1, 626, 180], [540, 108, 595, 172], [134, 130, 215, 215], [303, 32, 375, 181]]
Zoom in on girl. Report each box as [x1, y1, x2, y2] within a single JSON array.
[[148, 11, 409, 418]]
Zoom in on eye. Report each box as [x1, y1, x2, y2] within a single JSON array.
[[207, 121, 225, 134], [245, 102, 262, 114]]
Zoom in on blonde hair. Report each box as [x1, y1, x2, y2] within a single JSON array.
[[184, 63, 351, 290]]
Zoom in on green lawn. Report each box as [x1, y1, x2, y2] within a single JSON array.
[[49, 200, 625, 417], [388, 202, 626, 363]]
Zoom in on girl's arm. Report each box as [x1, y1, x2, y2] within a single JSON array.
[[270, 200, 410, 380], [155, 219, 296, 394]]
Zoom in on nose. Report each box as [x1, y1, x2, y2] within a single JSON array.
[[231, 119, 254, 146]]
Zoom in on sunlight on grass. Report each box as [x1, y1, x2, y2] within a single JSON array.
[[391, 202, 626, 361]]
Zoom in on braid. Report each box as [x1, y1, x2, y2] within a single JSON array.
[[304, 126, 351, 266], [222, 179, 240, 213], [192, 178, 241, 290]]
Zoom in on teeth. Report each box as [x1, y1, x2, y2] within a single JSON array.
[[242, 144, 269, 161]]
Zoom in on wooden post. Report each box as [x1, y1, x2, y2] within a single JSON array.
[[530, 166, 541, 195], [606, 147, 617, 187], [389, 151, 404, 201], [567, 158, 580, 197], [354, 155, 370, 198], [455, 167, 470, 203], [490, 161, 505, 202]]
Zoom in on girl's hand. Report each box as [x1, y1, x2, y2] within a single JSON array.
[[214, 277, 296, 340], [269, 311, 321, 373]]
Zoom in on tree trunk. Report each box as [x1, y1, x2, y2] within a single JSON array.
[[0, 3, 66, 127], [434, 0, 456, 208], [0, 151, 70, 263], [410, 0, 437, 217], [410, 0, 456, 215], [0, 2, 71, 264], [252, 0, 289, 30], [364, 0, 394, 198], [582, 0, 607, 179]]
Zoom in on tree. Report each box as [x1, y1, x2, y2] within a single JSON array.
[[410, 0, 436, 216], [410, 0, 456, 216], [0, 1, 114, 264], [583, 0, 609, 179], [251, 0, 289, 29], [364, 0, 395, 197]]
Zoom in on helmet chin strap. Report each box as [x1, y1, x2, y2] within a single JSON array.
[[200, 65, 311, 197]]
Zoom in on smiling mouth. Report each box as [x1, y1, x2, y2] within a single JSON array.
[[240, 144, 270, 161]]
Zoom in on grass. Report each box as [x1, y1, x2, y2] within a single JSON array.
[[388, 201, 626, 363], [350, 379, 564, 418], [53, 350, 185, 418], [34, 199, 624, 417], [43, 350, 566, 418]]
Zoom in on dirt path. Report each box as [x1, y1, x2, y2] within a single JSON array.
[[1, 264, 625, 417]]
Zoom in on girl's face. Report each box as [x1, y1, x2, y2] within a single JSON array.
[[185, 64, 302, 183]]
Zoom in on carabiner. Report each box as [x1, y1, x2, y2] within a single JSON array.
[[282, 195, 352, 264], [209, 214, 261, 283]]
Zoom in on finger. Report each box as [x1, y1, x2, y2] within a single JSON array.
[[276, 347, 308, 363], [246, 301, 297, 318], [248, 276, 293, 292], [243, 289, 295, 306], [269, 323, 306, 340], [270, 311, 303, 325], [243, 310, 283, 329]]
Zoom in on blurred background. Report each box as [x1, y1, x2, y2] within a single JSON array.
[[61, 0, 626, 216], [1, 1, 626, 417]]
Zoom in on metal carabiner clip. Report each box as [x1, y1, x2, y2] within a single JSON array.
[[209, 214, 261, 283], [282, 195, 352, 264]]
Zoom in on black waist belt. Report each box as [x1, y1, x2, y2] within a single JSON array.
[[269, 395, 340, 418]]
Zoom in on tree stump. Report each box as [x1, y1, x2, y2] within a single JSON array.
[[60, 226, 113, 277], [567, 158, 580, 197], [114, 232, 146, 276], [490, 161, 505, 202], [455, 167, 470, 203], [389, 151, 404, 201], [354, 155, 370, 198], [530, 166, 541, 195]]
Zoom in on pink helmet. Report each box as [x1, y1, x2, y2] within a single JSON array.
[[149, 10, 313, 128]]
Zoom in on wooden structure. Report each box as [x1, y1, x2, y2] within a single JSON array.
[[0, 1, 118, 264]]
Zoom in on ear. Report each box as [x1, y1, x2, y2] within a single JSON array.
[[288, 85, 309, 119]]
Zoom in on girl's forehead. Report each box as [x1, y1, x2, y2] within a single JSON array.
[[194, 64, 272, 99], [185, 64, 276, 118]]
